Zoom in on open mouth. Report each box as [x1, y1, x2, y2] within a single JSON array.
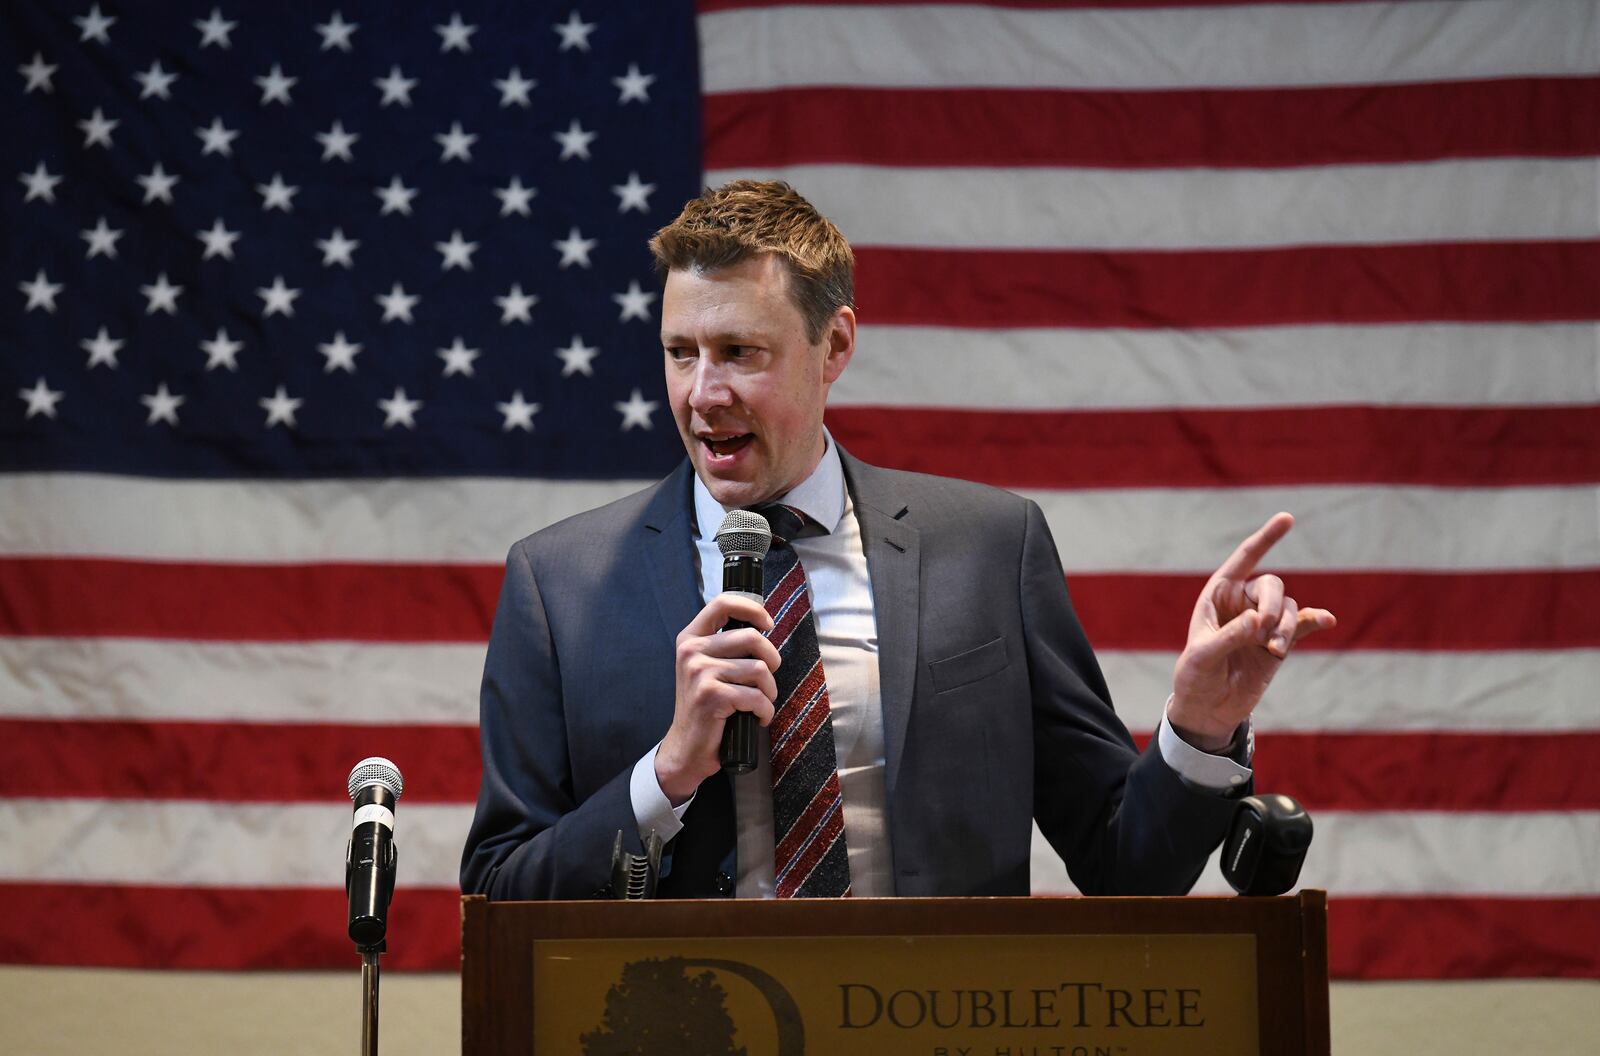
[[700, 433, 754, 461]]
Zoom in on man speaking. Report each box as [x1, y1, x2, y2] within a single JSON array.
[[460, 180, 1335, 900]]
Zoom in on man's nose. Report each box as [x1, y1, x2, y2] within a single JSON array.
[[688, 359, 732, 411]]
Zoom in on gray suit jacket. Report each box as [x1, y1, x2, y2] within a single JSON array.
[[460, 449, 1239, 899]]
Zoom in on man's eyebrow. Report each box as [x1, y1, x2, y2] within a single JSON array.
[[660, 328, 771, 345]]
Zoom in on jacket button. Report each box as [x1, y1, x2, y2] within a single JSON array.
[[713, 872, 734, 896]]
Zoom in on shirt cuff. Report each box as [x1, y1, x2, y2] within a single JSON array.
[[1156, 697, 1253, 794], [629, 743, 694, 844]]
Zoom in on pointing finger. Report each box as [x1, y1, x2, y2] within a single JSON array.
[[1214, 512, 1294, 582]]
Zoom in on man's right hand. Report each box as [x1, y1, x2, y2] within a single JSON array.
[[655, 593, 780, 805]]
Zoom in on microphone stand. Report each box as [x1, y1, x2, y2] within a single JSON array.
[[359, 940, 384, 1056]]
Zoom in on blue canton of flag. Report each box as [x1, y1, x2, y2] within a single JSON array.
[[2, 0, 700, 479]]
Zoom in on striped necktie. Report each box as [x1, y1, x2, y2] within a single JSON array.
[[753, 502, 852, 898]]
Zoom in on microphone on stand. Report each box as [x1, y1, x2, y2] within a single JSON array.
[[346, 757, 403, 949], [716, 509, 772, 774]]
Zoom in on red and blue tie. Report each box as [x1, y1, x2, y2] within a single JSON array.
[[754, 503, 852, 898]]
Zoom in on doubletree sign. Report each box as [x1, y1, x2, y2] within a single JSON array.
[[536, 935, 1259, 1055]]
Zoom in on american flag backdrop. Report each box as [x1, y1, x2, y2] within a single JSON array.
[[1, 0, 1597, 979]]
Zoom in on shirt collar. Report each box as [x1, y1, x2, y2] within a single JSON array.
[[692, 430, 846, 540]]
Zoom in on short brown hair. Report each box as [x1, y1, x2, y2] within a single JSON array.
[[649, 180, 854, 343]]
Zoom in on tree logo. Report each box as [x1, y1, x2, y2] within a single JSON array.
[[580, 956, 805, 1055]]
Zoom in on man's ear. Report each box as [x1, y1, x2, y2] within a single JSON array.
[[821, 305, 856, 384]]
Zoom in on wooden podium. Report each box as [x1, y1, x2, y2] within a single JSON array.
[[462, 891, 1329, 1055]]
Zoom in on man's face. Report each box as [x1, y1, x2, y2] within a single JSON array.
[[661, 254, 854, 508]]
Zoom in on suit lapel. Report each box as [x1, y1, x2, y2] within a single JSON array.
[[840, 450, 921, 800], [640, 460, 702, 642]]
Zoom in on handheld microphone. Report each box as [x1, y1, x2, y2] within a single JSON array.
[[346, 757, 403, 949], [715, 509, 772, 774], [1221, 793, 1312, 896]]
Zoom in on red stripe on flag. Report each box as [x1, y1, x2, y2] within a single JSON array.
[[828, 405, 1600, 489], [0, 557, 500, 640], [9, 723, 1597, 810], [4, 561, 1595, 650], [4, 883, 1591, 978], [0, 882, 460, 971], [1127, 732, 1600, 812], [854, 242, 1600, 328], [0, 719, 482, 803], [1328, 897, 1600, 980], [1067, 570, 1600, 652], [706, 79, 1600, 169]]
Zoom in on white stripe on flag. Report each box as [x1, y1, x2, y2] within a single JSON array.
[[1029, 811, 1600, 897], [700, 1, 1599, 92], [836, 324, 1600, 409], [4, 639, 1593, 734], [7, 798, 1592, 896], [705, 159, 1600, 250], [7, 476, 1593, 572], [0, 799, 474, 888]]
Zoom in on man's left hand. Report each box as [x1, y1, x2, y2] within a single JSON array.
[[1168, 512, 1337, 750]]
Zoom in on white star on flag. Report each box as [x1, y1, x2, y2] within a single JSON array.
[[494, 176, 536, 217], [259, 386, 303, 428], [612, 172, 655, 213], [135, 61, 178, 100], [436, 13, 477, 53], [18, 377, 64, 419], [75, 5, 116, 45], [81, 217, 124, 259], [436, 230, 479, 271], [255, 64, 297, 105], [612, 64, 655, 104], [256, 276, 302, 318], [497, 391, 540, 432], [141, 273, 183, 314], [317, 228, 359, 268], [378, 388, 422, 429], [495, 284, 538, 324], [141, 383, 185, 427], [196, 117, 240, 157], [316, 121, 359, 162], [374, 66, 416, 107], [201, 329, 243, 371], [197, 219, 241, 260], [376, 176, 418, 216], [19, 162, 62, 203], [554, 119, 596, 161], [315, 12, 358, 52], [318, 332, 362, 373], [256, 174, 299, 212], [553, 10, 597, 52], [19, 53, 57, 94], [553, 227, 597, 269], [377, 283, 419, 323], [495, 67, 537, 108], [612, 280, 657, 322], [555, 335, 599, 377], [78, 108, 118, 149], [137, 163, 180, 205], [20, 269, 63, 313], [613, 388, 658, 431], [435, 122, 477, 163], [81, 327, 123, 369], [194, 8, 235, 49], [437, 338, 481, 377]]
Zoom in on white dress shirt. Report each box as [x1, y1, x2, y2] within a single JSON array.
[[631, 435, 1251, 895]]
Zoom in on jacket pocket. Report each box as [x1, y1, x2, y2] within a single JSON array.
[[928, 635, 1009, 694]]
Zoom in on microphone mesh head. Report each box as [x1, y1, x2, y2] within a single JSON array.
[[347, 756, 404, 801], [715, 508, 771, 559]]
